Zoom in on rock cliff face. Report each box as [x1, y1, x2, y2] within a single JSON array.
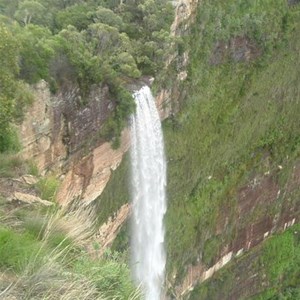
[[57, 130, 130, 206], [156, 0, 199, 120], [18, 81, 66, 172], [176, 163, 300, 297], [19, 81, 113, 172], [18, 79, 170, 207], [18, 80, 125, 206]]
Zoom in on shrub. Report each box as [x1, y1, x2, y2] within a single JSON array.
[[74, 252, 140, 300], [0, 227, 41, 272], [26, 159, 39, 176], [16, 24, 55, 84], [35, 175, 59, 201], [55, 3, 92, 31]]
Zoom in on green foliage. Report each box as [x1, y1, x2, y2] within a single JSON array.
[[74, 252, 139, 299], [0, 127, 21, 153], [202, 236, 222, 266], [55, 3, 92, 31], [23, 214, 47, 239], [96, 154, 130, 226], [251, 226, 300, 299], [0, 24, 18, 74], [35, 175, 59, 201], [0, 22, 20, 151], [0, 0, 18, 18], [0, 0, 173, 147], [192, 0, 291, 56], [120, 0, 174, 74], [113, 52, 142, 78], [269, 287, 300, 300], [16, 24, 55, 83], [0, 153, 42, 178], [56, 25, 102, 93], [46, 229, 74, 250], [14, 0, 49, 26], [260, 225, 300, 286], [89, 7, 124, 30], [0, 192, 138, 299], [189, 265, 235, 300], [12, 82, 34, 122], [19, 209, 78, 254], [112, 220, 130, 253], [0, 22, 34, 151], [0, 226, 41, 272], [27, 159, 39, 176]]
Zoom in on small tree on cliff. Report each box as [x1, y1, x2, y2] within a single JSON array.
[[0, 23, 32, 152]]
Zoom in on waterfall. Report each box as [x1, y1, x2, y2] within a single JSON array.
[[130, 86, 167, 300]]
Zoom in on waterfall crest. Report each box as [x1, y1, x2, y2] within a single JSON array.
[[130, 86, 167, 300]]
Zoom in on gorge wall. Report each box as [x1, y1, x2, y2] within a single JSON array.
[[18, 80, 130, 206], [162, 1, 300, 298], [177, 163, 300, 298], [156, 0, 199, 120]]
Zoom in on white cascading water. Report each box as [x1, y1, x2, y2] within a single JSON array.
[[130, 86, 167, 300]]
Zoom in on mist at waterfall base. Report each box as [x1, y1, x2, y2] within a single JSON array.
[[130, 86, 167, 300]]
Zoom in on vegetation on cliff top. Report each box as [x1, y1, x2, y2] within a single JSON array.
[[0, 0, 174, 151]]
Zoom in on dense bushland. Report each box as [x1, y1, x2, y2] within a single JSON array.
[[0, 0, 174, 151]]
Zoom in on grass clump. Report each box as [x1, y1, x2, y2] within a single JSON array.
[[202, 235, 222, 266], [22, 214, 72, 250], [0, 153, 25, 178], [259, 224, 300, 288], [74, 252, 140, 300], [35, 175, 59, 201], [251, 225, 300, 299], [0, 202, 140, 299], [0, 154, 39, 178], [26, 160, 39, 176], [0, 227, 42, 273]]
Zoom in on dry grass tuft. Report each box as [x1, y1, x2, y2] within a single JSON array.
[[0, 203, 140, 300]]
